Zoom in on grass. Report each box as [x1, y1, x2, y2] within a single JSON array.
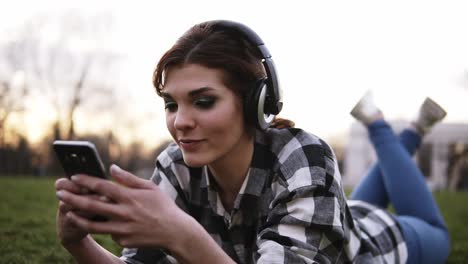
[[0, 176, 121, 264], [0, 176, 467, 263], [432, 191, 468, 263]]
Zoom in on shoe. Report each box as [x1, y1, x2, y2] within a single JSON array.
[[350, 91, 383, 124], [412, 97, 447, 134]]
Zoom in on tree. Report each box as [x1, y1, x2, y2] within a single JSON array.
[[7, 11, 122, 141], [0, 35, 30, 147]]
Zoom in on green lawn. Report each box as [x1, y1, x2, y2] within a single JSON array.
[[0, 176, 121, 263], [0, 176, 467, 263]]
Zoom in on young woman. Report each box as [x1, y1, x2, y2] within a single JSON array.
[[55, 21, 449, 263]]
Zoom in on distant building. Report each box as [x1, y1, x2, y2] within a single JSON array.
[[343, 121, 468, 190]]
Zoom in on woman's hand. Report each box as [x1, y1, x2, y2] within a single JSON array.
[[55, 177, 95, 246], [55, 165, 191, 250]]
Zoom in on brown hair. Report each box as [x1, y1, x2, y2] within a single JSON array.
[[152, 21, 294, 129]]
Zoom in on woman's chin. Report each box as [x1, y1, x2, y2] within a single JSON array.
[[182, 155, 209, 168]]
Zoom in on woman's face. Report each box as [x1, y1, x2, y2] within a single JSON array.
[[162, 64, 251, 167]]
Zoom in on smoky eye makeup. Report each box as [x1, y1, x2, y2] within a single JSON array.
[[194, 96, 217, 109], [163, 99, 178, 112]]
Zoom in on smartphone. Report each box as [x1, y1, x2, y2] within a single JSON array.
[[53, 140, 108, 221], [53, 140, 107, 179]]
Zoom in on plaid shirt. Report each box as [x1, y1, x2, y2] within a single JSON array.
[[121, 128, 407, 264]]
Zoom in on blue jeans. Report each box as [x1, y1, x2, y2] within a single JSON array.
[[350, 120, 450, 264]]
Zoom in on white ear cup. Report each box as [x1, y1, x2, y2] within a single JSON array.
[[257, 84, 275, 130]]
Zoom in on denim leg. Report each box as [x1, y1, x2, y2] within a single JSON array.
[[350, 127, 422, 209], [397, 216, 450, 264], [367, 120, 449, 263], [367, 120, 446, 228]]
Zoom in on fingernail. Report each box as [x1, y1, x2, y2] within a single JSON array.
[[70, 175, 79, 181], [56, 191, 64, 199], [110, 164, 122, 173]]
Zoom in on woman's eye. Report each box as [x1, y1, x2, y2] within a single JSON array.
[[164, 101, 178, 112], [195, 97, 216, 109]]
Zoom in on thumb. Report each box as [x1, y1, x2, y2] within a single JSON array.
[[110, 164, 154, 189]]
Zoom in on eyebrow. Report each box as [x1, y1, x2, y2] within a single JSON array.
[[161, 86, 215, 99]]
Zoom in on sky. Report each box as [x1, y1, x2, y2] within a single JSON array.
[[1, 0, 468, 147]]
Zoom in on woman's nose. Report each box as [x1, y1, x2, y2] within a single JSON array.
[[174, 107, 195, 130]]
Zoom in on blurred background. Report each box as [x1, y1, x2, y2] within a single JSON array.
[[0, 0, 467, 189]]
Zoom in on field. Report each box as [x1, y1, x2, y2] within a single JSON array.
[[0, 177, 121, 263], [1, 176, 467, 263]]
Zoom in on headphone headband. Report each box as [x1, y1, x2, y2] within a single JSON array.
[[208, 20, 283, 117], [210, 20, 268, 55]]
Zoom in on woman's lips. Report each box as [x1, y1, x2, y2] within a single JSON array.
[[179, 139, 204, 151]]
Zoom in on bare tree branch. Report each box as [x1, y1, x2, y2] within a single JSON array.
[[2, 11, 123, 141]]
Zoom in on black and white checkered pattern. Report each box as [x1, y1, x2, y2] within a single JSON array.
[[121, 128, 407, 264]]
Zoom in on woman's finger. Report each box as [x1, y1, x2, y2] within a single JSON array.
[[59, 200, 107, 219], [55, 178, 88, 194], [69, 175, 128, 203], [110, 165, 154, 190], [66, 211, 128, 235], [57, 190, 127, 220]]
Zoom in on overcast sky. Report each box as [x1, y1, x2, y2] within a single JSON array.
[[1, 0, 468, 146]]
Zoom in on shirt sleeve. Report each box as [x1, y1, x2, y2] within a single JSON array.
[[121, 146, 189, 264], [255, 135, 347, 263]]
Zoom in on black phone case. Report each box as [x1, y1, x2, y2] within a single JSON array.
[[53, 141, 107, 179], [53, 141, 109, 221]]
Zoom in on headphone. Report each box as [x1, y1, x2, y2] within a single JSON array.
[[209, 20, 283, 130]]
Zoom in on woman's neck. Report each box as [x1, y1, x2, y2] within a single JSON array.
[[208, 133, 254, 211]]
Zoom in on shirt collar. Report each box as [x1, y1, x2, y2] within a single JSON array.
[[203, 134, 273, 216]]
